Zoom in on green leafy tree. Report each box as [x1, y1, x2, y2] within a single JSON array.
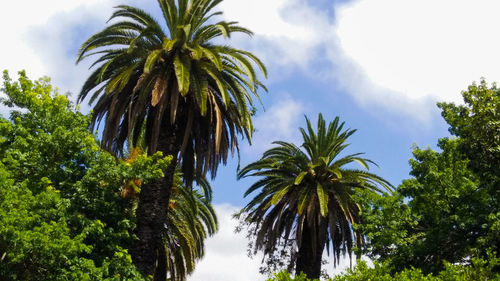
[[0, 71, 172, 280], [358, 79, 500, 274], [238, 114, 392, 279], [439, 79, 500, 184], [439, 79, 500, 254], [357, 138, 487, 273], [76, 0, 266, 277]]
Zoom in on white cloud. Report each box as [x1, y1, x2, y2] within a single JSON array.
[[220, 0, 500, 122], [23, 4, 117, 106], [219, 0, 330, 71], [7, 0, 495, 123], [218, 0, 439, 122], [325, 47, 439, 124], [0, 1, 111, 82], [0, 1, 117, 116], [334, 0, 500, 104], [220, 0, 306, 40]]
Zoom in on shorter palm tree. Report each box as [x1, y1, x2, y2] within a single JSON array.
[[237, 113, 392, 279]]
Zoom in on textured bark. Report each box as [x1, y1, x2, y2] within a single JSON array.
[[131, 174, 171, 278], [131, 121, 179, 280], [295, 219, 327, 279]]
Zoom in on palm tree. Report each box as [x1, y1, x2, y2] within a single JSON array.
[[76, 0, 266, 278], [237, 114, 392, 279]]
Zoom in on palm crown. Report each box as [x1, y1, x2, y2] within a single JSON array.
[[238, 113, 392, 277], [77, 0, 267, 183]]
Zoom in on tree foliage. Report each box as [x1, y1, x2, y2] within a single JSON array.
[[357, 79, 500, 274], [0, 71, 170, 280], [439, 79, 500, 254], [439, 79, 500, 184], [267, 253, 500, 281], [334, 253, 500, 281], [356, 139, 486, 273]]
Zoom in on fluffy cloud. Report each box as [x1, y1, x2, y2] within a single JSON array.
[[335, 0, 500, 104], [224, 0, 500, 122], [219, 0, 332, 74], [8, 0, 500, 121], [218, 0, 439, 121], [327, 0, 500, 123], [0, 1, 113, 85]]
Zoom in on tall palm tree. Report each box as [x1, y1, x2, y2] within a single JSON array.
[[237, 114, 392, 279], [76, 0, 266, 278]]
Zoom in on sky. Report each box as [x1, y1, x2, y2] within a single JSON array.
[[2, 0, 500, 280]]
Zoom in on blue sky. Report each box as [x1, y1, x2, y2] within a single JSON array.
[[2, 0, 500, 279]]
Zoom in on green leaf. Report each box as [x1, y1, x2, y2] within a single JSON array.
[[181, 24, 192, 38], [162, 38, 177, 51], [200, 47, 222, 70], [215, 22, 230, 37], [353, 158, 369, 170], [174, 54, 191, 96], [270, 185, 291, 205], [187, 45, 203, 60], [328, 168, 342, 179], [202, 65, 229, 106], [144, 49, 163, 74], [316, 182, 328, 217], [199, 78, 208, 115], [294, 171, 308, 185], [319, 156, 330, 166], [297, 191, 309, 216]]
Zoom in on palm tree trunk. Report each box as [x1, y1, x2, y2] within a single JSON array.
[[132, 123, 179, 280], [131, 173, 169, 277], [295, 218, 327, 279]]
